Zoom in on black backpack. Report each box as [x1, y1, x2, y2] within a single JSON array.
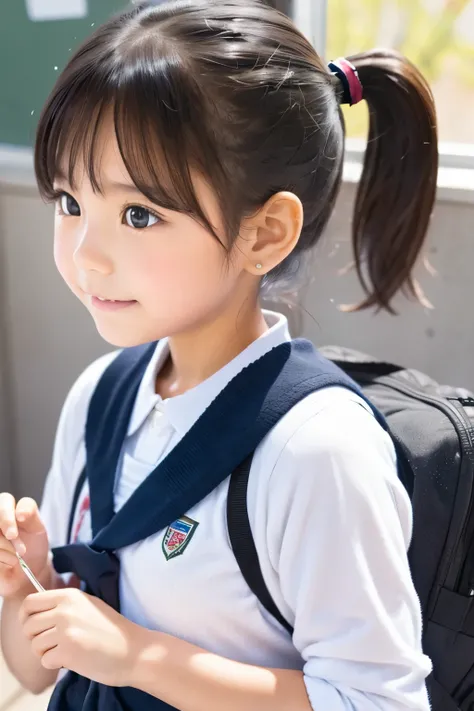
[[227, 346, 474, 711]]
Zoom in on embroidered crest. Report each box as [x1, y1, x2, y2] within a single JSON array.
[[162, 515, 199, 560]]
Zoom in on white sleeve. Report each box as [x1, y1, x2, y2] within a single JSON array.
[[40, 351, 119, 549], [265, 400, 431, 711]]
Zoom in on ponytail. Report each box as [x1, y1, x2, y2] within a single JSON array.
[[347, 49, 438, 312]]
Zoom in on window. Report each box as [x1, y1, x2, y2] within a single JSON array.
[[325, 0, 474, 145]]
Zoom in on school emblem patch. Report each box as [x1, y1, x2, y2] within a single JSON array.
[[162, 515, 199, 560]]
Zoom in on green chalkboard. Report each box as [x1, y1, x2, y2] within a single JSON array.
[[0, 1, 125, 146]]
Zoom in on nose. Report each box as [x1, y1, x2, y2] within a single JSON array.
[[73, 223, 114, 276]]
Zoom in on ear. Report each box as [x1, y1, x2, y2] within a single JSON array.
[[240, 191, 304, 275]]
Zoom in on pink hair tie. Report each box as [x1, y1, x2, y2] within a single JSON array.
[[328, 57, 363, 106]]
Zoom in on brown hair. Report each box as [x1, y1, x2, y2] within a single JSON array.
[[34, 0, 438, 312]]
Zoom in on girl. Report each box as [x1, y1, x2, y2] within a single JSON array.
[[0, 1, 437, 709]]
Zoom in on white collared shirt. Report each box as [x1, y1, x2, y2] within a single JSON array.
[[40, 311, 431, 710]]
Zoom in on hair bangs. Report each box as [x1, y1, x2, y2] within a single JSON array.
[[34, 71, 108, 200], [34, 39, 224, 241], [112, 74, 214, 232]]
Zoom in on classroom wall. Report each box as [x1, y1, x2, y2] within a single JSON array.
[[0, 172, 473, 501], [300, 182, 474, 386], [0, 0, 125, 146]]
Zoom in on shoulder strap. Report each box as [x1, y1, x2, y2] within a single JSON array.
[[227, 455, 294, 636]]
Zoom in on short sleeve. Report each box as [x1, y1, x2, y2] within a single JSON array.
[[40, 351, 119, 549], [265, 399, 431, 711]]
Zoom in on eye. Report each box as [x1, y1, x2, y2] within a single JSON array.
[[58, 192, 81, 217], [124, 206, 160, 229]]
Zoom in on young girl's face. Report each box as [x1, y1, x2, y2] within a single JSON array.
[[53, 124, 252, 347]]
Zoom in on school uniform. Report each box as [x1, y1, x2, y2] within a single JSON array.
[[40, 311, 431, 711]]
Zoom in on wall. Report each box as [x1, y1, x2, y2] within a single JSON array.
[[0, 166, 473, 501], [0, 0, 125, 146], [301, 181, 474, 389]]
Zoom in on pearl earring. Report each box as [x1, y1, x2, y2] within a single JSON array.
[[256, 263, 263, 270]]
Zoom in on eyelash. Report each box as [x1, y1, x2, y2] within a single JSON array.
[[51, 190, 165, 226]]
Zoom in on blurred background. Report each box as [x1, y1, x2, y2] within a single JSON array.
[[0, 2, 473, 708], [329, 0, 474, 143], [0, 0, 472, 499], [2, 1, 473, 146]]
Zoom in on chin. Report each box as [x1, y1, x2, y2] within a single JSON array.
[[93, 323, 161, 349], [89, 307, 207, 348]]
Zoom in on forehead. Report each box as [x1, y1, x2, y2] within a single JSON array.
[[56, 119, 132, 189]]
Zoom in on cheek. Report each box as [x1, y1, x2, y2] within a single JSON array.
[[53, 222, 83, 300], [53, 226, 73, 283], [133, 232, 235, 315]]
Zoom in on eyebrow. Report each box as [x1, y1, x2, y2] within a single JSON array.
[[54, 170, 143, 195], [102, 180, 144, 195]]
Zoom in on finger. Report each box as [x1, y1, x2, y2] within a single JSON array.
[[0, 548, 17, 568], [30, 627, 58, 659], [0, 533, 26, 557], [23, 609, 57, 640], [0, 536, 15, 554], [16, 498, 45, 534], [0, 494, 26, 555], [0, 493, 18, 540], [11, 539, 26, 556], [41, 645, 62, 670], [20, 591, 60, 621]]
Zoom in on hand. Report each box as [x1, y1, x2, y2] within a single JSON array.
[[20, 588, 142, 687], [0, 493, 51, 598]]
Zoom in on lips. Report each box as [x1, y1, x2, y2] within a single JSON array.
[[90, 295, 137, 311]]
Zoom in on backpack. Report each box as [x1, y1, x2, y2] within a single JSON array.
[[227, 346, 474, 711]]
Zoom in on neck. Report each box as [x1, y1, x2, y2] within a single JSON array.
[[156, 301, 269, 398]]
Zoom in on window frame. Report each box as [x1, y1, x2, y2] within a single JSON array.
[[292, 0, 327, 56], [293, 0, 474, 204]]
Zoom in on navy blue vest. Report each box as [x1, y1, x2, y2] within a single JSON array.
[[48, 339, 385, 710]]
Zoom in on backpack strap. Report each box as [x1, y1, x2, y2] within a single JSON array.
[[227, 454, 293, 636], [225, 403, 409, 636]]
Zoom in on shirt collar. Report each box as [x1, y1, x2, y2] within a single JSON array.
[[126, 310, 291, 438]]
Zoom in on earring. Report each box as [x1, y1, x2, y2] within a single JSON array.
[[256, 263, 263, 270]]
